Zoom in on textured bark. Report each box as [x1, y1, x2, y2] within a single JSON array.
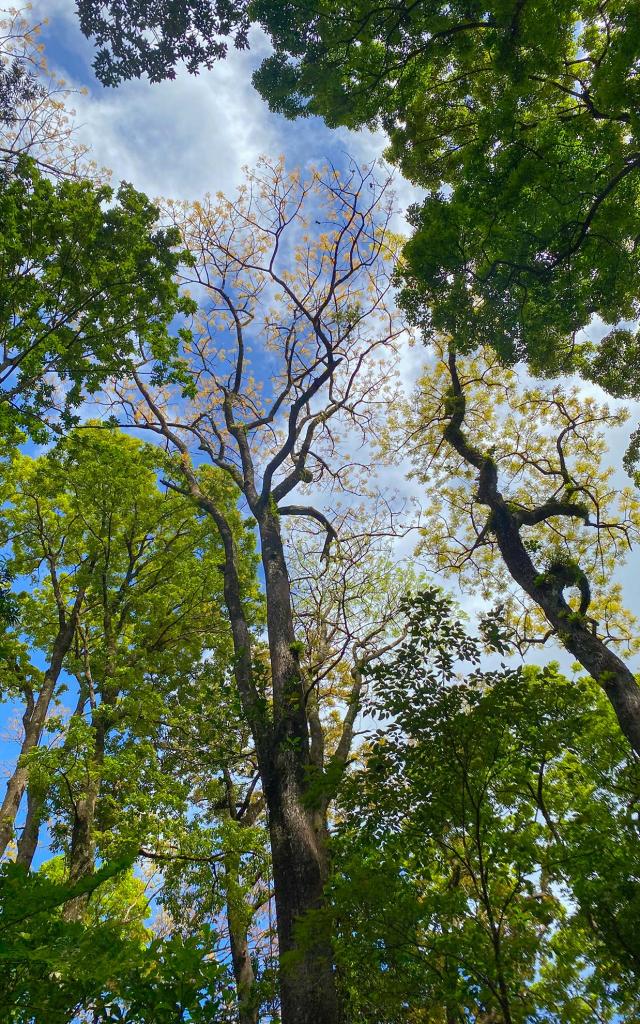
[[265, 770, 338, 1024], [15, 785, 44, 869], [205, 498, 340, 1023], [258, 511, 340, 1024], [63, 692, 113, 921]]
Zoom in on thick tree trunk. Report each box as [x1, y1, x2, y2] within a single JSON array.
[[196, 494, 341, 1024], [265, 767, 338, 1024], [258, 512, 341, 1024]]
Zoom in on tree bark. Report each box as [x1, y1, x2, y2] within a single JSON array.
[[258, 511, 340, 1024], [63, 709, 108, 921], [265, 771, 338, 1024], [175, 467, 342, 1022], [487, 498, 640, 754]]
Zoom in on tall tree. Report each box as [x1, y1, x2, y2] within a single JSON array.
[[0, 427, 251, 864], [0, 450, 98, 858], [153, 521, 409, 1024], [109, 156, 402, 1024]]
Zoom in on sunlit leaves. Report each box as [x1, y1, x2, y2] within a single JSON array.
[[383, 342, 640, 652], [0, 159, 194, 441]]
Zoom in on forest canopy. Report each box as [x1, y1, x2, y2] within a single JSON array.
[[0, 4, 639, 1024]]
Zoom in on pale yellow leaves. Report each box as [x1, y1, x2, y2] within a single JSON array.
[[384, 340, 640, 654], [1, 6, 102, 180]]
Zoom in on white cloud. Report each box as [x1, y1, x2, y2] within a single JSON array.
[[30, 0, 423, 215]]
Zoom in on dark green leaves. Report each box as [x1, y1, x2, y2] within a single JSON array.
[[332, 591, 640, 1021], [76, 1, 251, 85], [251, 0, 640, 383], [0, 158, 194, 440]]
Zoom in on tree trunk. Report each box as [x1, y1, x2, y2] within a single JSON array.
[[63, 714, 106, 921], [16, 683, 90, 871], [225, 848, 259, 1024], [265, 767, 338, 1024], [0, 619, 79, 857], [197, 495, 341, 1024], [258, 511, 341, 1024], [489, 500, 640, 755], [15, 785, 44, 869]]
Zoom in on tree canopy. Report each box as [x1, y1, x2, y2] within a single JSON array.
[[77, 0, 640, 389], [2, 9, 640, 1024], [76, 0, 251, 84], [0, 158, 192, 441]]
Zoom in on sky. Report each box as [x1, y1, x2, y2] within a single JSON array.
[[30, 0, 409, 209]]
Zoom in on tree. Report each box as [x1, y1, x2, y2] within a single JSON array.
[[332, 589, 640, 1023], [0, 426, 259, 1022], [0, 449, 98, 858], [384, 340, 640, 753], [152, 518, 410, 1024], [108, 156, 402, 1024], [76, 0, 251, 85], [1, 6, 94, 179], [0, 158, 192, 442], [0, 426, 251, 863]]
